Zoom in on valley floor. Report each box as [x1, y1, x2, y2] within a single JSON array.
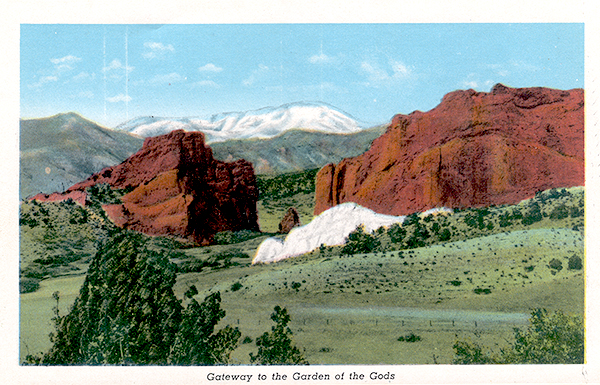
[[21, 227, 584, 364]]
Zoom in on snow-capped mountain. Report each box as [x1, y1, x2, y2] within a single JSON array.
[[115, 102, 366, 143], [252, 203, 406, 264]]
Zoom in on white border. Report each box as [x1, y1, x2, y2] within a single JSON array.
[[2, 1, 599, 384]]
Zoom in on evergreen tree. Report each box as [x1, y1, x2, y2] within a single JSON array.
[[41, 229, 239, 365], [169, 292, 241, 365], [250, 306, 308, 365]]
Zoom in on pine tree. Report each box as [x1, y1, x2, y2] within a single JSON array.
[[250, 306, 308, 365]]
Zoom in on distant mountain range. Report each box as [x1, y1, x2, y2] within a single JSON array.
[[20, 105, 386, 199], [20, 113, 143, 199], [115, 102, 369, 142], [210, 126, 386, 174]]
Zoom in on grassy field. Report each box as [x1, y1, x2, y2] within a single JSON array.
[[19, 169, 585, 364]]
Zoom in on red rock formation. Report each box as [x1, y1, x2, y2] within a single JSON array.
[[315, 84, 584, 216], [32, 130, 259, 244], [278, 207, 301, 234]]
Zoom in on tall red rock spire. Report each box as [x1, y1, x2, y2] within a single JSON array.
[[33, 130, 259, 244]]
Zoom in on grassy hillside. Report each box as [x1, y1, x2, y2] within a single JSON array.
[[19, 168, 585, 364]]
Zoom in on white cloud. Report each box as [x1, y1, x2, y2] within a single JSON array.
[[106, 94, 132, 103], [79, 91, 94, 99], [29, 75, 58, 89], [143, 42, 175, 59], [460, 76, 494, 91], [243, 64, 269, 86], [309, 53, 334, 64], [191, 80, 220, 88], [148, 72, 185, 84], [361, 59, 413, 86], [463, 80, 479, 89], [199, 63, 223, 72], [103, 59, 134, 74], [50, 55, 82, 73], [72, 71, 95, 81], [50, 55, 81, 66], [390, 60, 411, 78]]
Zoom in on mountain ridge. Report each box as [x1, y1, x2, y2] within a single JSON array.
[[115, 102, 372, 142]]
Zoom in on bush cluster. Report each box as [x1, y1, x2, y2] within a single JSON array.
[[453, 308, 584, 364]]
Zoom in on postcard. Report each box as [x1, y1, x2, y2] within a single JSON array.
[[3, 1, 599, 384]]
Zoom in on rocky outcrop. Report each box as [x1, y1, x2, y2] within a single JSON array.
[[278, 207, 301, 234], [32, 130, 259, 244], [315, 84, 584, 216], [253, 202, 404, 264]]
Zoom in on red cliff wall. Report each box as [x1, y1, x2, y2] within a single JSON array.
[[315, 84, 584, 216]]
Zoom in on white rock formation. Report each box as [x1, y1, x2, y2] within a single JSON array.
[[252, 202, 405, 264]]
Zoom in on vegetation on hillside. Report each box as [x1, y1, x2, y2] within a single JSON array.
[[256, 168, 319, 203], [302, 187, 584, 261], [24, 228, 306, 365], [453, 308, 584, 364]]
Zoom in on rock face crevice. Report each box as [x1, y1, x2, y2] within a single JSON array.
[[32, 130, 259, 244], [315, 85, 584, 216]]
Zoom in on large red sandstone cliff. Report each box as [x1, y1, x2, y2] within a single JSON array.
[[32, 130, 259, 244], [315, 84, 584, 216]]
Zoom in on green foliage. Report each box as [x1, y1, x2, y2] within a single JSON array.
[[521, 201, 543, 226], [473, 288, 492, 295], [438, 228, 452, 241], [250, 306, 308, 365], [342, 226, 381, 255], [213, 230, 263, 245], [504, 309, 584, 364], [453, 309, 584, 364], [568, 255, 583, 270], [388, 223, 406, 244], [453, 340, 498, 364], [169, 292, 241, 365], [231, 282, 243, 292], [548, 258, 563, 271], [256, 169, 319, 202], [20, 277, 40, 294], [184, 285, 198, 299], [40, 229, 239, 365], [397, 333, 421, 342]]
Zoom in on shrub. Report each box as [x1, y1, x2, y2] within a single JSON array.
[[250, 306, 308, 365], [387, 223, 406, 244], [438, 228, 452, 242], [548, 258, 563, 271], [448, 280, 462, 287], [20, 277, 41, 293], [568, 255, 583, 270], [213, 230, 263, 245], [453, 309, 584, 364], [342, 226, 381, 255], [398, 333, 421, 342], [504, 309, 584, 364], [242, 336, 253, 344], [473, 288, 492, 295], [231, 282, 243, 292], [453, 340, 498, 364], [549, 204, 569, 220]]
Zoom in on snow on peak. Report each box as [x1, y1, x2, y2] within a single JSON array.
[[252, 203, 405, 264], [115, 102, 365, 143]]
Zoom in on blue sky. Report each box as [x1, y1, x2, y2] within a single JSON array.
[[20, 24, 584, 128]]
